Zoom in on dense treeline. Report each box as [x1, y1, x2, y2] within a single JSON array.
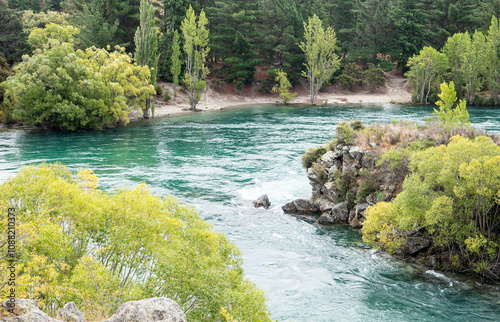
[[4, 0, 499, 83], [3, 0, 500, 128]]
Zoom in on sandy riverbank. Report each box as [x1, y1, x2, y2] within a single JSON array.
[[144, 73, 412, 119]]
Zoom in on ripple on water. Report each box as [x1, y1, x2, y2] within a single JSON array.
[[0, 105, 499, 321]]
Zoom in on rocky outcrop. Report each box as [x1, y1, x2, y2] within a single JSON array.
[[1, 298, 186, 322], [282, 199, 319, 215], [103, 297, 186, 322], [57, 302, 85, 322], [1, 299, 59, 322], [253, 194, 271, 209], [284, 144, 388, 227]]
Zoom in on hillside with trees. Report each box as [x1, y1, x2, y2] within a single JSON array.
[[3, 0, 500, 128]]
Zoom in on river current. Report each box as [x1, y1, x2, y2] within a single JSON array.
[[1, 104, 500, 321]]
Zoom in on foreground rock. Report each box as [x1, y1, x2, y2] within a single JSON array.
[[103, 297, 186, 322], [253, 194, 271, 209], [1, 297, 186, 322], [1, 299, 59, 322], [57, 302, 85, 322]]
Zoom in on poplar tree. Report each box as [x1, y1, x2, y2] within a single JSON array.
[[135, 0, 159, 118], [299, 14, 340, 105], [170, 30, 181, 99], [181, 5, 209, 111]]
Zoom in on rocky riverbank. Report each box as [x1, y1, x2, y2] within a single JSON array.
[[282, 120, 499, 273]]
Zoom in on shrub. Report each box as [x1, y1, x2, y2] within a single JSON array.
[[350, 119, 364, 131], [333, 121, 355, 145], [155, 84, 163, 96], [356, 179, 376, 202], [428, 81, 470, 128], [364, 63, 385, 93], [164, 89, 171, 102], [302, 146, 326, 168], [0, 164, 272, 321]]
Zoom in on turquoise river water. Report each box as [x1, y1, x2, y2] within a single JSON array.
[[1, 104, 500, 321]]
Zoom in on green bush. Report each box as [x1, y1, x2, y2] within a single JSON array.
[[301, 146, 326, 168], [350, 119, 364, 131], [363, 135, 500, 281], [164, 89, 171, 102], [0, 164, 272, 321], [333, 121, 355, 145], [356, 179, 376, 202], [379, 60, 395, 72], [155, 84, 163, 96]]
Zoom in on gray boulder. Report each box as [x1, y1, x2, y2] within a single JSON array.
[[103, 297, 186, 322], [317, 212, 336, 225], [355, 203, 369, 219], [315, 197, 336, 213], [349, 146, 364, 161], [366, 192, 379, 205], [1, 299, 59, 322], [332, 202, 349, 223], [322, 182, 339, 203], [253, 194, 271, 209], [320, 151, 336, 167], [56, 302, 85, 322], [282, 199, 319, 215]]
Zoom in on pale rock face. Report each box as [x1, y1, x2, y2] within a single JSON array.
[[103, 297, 186, 322], [57, 302, 85, 322]]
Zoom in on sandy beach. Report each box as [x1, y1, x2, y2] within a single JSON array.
[[147, 73, 412, 119]]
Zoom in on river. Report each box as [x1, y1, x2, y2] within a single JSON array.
[[1, 104, 500, 321]]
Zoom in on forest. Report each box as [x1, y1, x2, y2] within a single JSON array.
[[2, 1, 500, 97]]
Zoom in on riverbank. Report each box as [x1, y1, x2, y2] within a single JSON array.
[[144, 73, 411, 119]]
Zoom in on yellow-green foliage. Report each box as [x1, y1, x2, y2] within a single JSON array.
[[272, 69, 297, 104], [3, 44, 154, 130], [28, 23, 80, 49], [429, 82, 470, 128], [0, 164, 271, 321], [363, 135, 500, 278], [21, 10, 71, 32]]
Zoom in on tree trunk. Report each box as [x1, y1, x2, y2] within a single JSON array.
[[143, 98, 151, 119]]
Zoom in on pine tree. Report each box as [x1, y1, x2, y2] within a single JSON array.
[[74, 0, 121, 49], [135, 0, 159, 118]]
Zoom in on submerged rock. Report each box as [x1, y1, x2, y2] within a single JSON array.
[[253, 194, 271, 209]]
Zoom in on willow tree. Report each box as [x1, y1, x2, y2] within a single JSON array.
[[181, 5, 209, 110], [134, 0, 159, 118], [299, 14, 340, 105]]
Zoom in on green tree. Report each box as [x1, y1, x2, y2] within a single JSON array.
[[0, 163, 272, 321], [364, 63, 385, 92], [272, 69, 297, 104], [429, 81, 470, 128], [181, 5, 210, 110], [337, 62, 364, 91], [27, 22, 80, 49], [0, 53, 12, 123], [299, 14, 340, 105], [21, 9, 70, 32], [259, 0, 304, 84], [170, 29, 182, 99], [405, 46, 448, 104], [73, 0, 121, 49], [223, 31, 260, 85], [134, 0, 160, 118], [0, 0, 29, 65], [3, 44, 154, 130], [485, 16, 500, 105]]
